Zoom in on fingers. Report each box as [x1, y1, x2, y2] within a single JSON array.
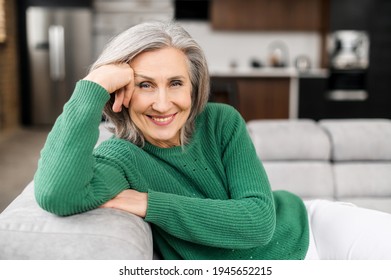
[[111, 64, 134, 113], [122, 79, 134, 109], [113, 64, 134, 95], [83, 63, 133, 94], [83, 63, 135, 113], [111, 65, 134, 112], [112, 83, 134, 112], [112, 88, 125, 113]]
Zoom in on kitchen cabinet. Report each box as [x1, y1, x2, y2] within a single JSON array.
[[330, 0, 372, 31], [174, 0, 209, 20], [211, 0, 327, 31], [211, 77, 290, 121], [298, 77, 328, 120], [24, 0, 91, 7], [236, 78, 290, 121], [366, 0, 391, 118], [298, 74, 373, 120]]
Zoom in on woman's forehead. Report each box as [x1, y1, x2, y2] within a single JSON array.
[[130, 47, 191, 80]]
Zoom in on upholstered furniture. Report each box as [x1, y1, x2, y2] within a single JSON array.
[[1, 118, 390, 259], [248, 118, 391, 213], [0, 182, 153, 259]]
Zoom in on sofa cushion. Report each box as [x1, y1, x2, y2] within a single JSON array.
[[247, 119, 331, 161], [263, 162, 334, 199], [0, 182, 153, 260], [319, 119, 391, 161], [333, 163, 391, 198]]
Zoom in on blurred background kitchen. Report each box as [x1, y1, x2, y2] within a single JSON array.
[[0, 0, 390, 212]]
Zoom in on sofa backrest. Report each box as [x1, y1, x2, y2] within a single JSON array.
[[319, 119, 391, 161], [247, 119, 331, 161], [247, 119, 334, 200], [320, 119, 391, 213]]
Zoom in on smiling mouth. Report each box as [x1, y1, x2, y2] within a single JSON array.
[[147, 113, 177, 125]]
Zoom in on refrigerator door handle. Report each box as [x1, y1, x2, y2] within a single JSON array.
[[48, 25, 65, 81]]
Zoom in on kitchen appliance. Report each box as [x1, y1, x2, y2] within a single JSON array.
[[329, 30, 369, 70], [327, 30, 369, 101], [268, 41, 289, 68], [299, 31, 371, 120], [294, 55, 311, 72], [26, 7, 92, 125]]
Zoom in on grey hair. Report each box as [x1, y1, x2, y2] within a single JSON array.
[[89, 21, 210, 147]]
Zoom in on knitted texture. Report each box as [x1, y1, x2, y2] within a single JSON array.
[[34, 80, 309, 260]]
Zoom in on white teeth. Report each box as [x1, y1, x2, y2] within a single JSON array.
[[151, 116, 173, 122]]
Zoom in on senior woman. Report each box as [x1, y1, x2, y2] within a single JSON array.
[[34, 21, 391, 260]]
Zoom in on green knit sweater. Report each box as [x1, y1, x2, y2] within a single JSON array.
[[34, 80, 309, 260]]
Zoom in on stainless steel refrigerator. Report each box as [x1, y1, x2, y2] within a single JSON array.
[[26, 7, 93, 125]]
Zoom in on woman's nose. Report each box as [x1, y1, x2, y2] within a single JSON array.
[[151, 89, 171, 112]]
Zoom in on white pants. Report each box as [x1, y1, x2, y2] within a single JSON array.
[[304, 200, 391, 260]]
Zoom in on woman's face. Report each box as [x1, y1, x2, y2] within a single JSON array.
[[129, 47, 192, 148]]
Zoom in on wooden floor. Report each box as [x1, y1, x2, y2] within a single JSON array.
[[0, 127, 49, 212]]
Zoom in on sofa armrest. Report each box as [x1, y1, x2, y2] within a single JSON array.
[[0, 181, 153, 260]]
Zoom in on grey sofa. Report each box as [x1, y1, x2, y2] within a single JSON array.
[[248, 118, 391, 214], [1, 118, 391, 259]]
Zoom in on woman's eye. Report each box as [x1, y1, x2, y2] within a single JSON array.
[[138, 82, 152, 89], [171, 80, 183, 87]]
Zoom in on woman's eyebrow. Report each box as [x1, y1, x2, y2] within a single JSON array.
[[134, 74, 186, 81], [134, 74, 154, 81], [170, 75, 186, 80]]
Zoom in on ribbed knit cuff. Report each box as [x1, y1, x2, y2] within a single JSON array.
[[71, 80, 110, 110], [145, 190, 173, 225]]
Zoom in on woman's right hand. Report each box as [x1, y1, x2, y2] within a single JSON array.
[[83, 64, 134, 112]]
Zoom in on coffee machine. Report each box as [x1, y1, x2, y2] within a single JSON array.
[[327, 31, 370, 101]]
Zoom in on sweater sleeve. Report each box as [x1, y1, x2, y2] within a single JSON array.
[[145, 106, 276, 249], [34, 80, 131, 216]]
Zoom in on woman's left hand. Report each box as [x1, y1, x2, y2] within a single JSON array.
[[100, 189, 148, 218], [83, 64, 134, 113]]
